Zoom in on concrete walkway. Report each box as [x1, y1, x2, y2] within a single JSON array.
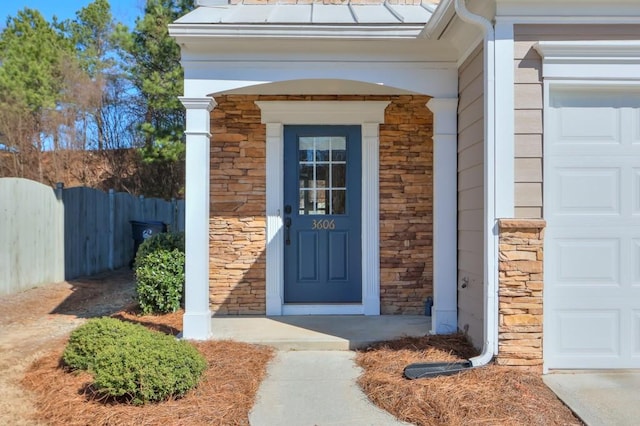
[[249, 351, 411, 426], [213, 316, 429, 425], [544, 371, 640, 426]]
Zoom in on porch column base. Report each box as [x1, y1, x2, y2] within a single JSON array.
[[182, 310, 212, 340], [363, 297, 380, 315], [430, 309, 457, 334]]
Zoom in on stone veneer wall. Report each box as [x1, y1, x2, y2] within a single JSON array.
[[497, 219, 545, 368], [379, 96, 433, 314], [209, 94, 433, 315], [210, 95, 267, 314]]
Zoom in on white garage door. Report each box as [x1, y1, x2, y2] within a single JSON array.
[[545, 87, 640, 369]]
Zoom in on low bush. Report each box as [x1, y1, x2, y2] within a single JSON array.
[[63, 317, 140, 371], [135, 248, 185, 314], [62, 317, 207, 405], [92, 332, 206, 404]]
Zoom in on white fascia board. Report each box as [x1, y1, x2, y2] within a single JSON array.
[[178, 38, 459, 63], [420, 0, 455, 39], [169, 23, 426, 40], [181, 61, 459, 98]]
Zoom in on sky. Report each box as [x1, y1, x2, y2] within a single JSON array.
[[0, 0, 145, 29]]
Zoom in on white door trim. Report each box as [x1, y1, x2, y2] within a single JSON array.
[[257, 101, 389, 315]]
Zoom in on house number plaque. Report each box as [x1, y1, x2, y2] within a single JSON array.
[[311, 219, 336, 230]]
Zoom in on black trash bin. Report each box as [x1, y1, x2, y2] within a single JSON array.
[[130, 220, 167, 265]]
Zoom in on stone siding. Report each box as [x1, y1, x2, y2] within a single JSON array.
[[210, 95, 267, 314], [209, 94, 433, 315], [497, 219, 545, 368], [379, 96, 433, 314]]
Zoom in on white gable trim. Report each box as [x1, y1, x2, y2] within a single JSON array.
[[257, 101, 388, 315]]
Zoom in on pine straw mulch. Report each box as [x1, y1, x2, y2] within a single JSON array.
[[356, 334, 583, 426], [21, 307, 274, 426]]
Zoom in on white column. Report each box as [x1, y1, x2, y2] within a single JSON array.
[[426, 98, 458, 334], [180, 97, 216, 340], [362, 122, 381, 315]]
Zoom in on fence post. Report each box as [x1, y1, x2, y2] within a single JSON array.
[[108, 189, 115, 270], [55, 182, 64, 201], [139, 195, 145, 220], [171, 198, 177, 232]]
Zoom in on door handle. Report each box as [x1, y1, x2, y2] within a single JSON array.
[[284, 217, 291, 245]]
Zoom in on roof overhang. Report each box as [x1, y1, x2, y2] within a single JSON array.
[[169, 1, 448, 41]]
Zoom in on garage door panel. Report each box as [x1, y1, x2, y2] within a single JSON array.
[[554, 106, 621, 145], [633, 170, 640, 215], [554, 239, 620, 286], [552, 168, 620, 215], [633, 241, 640, 286], [633, 108, 640, 145], [634, 311, 640, 356], [553, 310, 620, 356]]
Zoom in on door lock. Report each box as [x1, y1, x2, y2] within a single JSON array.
[[284, 217, 292, 245]]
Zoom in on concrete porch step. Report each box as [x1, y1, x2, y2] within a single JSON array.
[[210, 315, 432, 350]]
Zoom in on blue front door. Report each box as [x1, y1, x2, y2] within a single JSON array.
[[283, 125, 362, 303]]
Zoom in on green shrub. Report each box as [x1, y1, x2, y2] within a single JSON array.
[[63, 317, 140, 371], [62, 317, 207, 405], [134, 232, 185, 268], [92, 331, 206, 405], [135, 248, 185, 314]]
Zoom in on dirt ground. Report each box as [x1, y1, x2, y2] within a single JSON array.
[[2, 271, 580, 426], [2, 270, 273, 426], [0, 270, 137, 426]]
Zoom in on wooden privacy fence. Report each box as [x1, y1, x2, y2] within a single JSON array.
[[0, 178, 185, 295], [1, 178, 65, 295]]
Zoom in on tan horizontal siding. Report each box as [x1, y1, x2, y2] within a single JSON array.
[[457, 44, 485, 349]]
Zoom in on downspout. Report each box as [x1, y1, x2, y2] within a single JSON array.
[[454, 0, 498, 368]]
